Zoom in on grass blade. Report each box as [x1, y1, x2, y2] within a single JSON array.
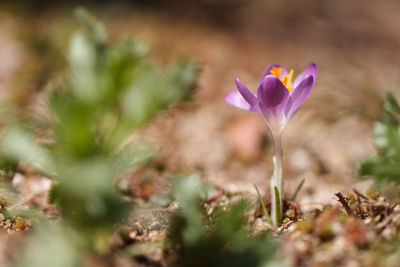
[[290, 179, 305, 202], [253, 184, 271, 224], [274, 186, 281, 226]]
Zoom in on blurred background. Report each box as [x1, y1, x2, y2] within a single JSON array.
[[1, 0, 400, 208]]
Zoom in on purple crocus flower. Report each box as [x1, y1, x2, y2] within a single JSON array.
[[224, 63, 317, 226], [224, 63, 317, 132]]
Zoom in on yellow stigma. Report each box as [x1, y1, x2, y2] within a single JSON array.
[[270, 67, 294, 92]]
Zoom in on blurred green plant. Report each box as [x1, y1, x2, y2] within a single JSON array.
[[168, 174, 279, 267], [358, 92, 400, 188], [0, 8, 199, 266]]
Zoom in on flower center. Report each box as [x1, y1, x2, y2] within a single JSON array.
[[270, 67, 294, 92]]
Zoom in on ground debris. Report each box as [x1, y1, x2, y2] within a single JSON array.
[[282, 189, 400, 267]]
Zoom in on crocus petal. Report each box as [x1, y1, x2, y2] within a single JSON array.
[[293, 62, 317, 89], [259, 64, 288, 83], [224, 90, 252, 111], [285, 75, 314, 119], [257, 75, 290, 118], [235, 78, 257, 107]]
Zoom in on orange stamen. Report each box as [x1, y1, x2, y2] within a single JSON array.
[[270, 67, 282, 78], [286, 69, 294, 92], [270, 67, 295, 92], [281, 76, 288, 87]]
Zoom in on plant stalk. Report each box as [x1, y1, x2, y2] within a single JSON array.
[[270, 131, 283, 226]]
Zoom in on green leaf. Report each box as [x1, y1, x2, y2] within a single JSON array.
[[172, 173, 204, 245], [358, 92, 400, 189], [162, 58, 200, 105], [16, 222, 83, 267], [169, 175, 279, 267], [0, 126, 53, 173]]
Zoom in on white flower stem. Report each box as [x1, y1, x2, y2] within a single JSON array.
[[270, 130, 283, 226]]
